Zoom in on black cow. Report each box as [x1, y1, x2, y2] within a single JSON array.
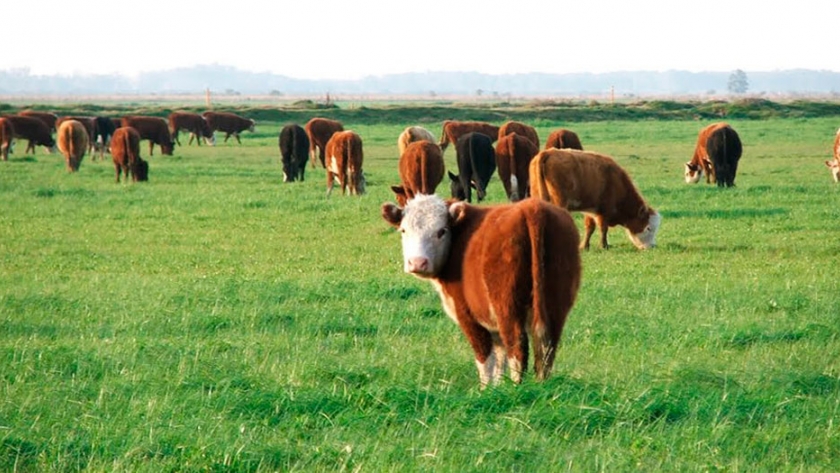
[[279, 124, 310, 182], [707, 124, 743, 187], [449, 132, 496, 203], [92, 116, 117, 160]]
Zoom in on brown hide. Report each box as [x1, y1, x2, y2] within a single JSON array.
[[5, 115, 56, 153], [391, 140, 445, 206], [19, 110, 58, 132], [168, 112, 213, 146], [325, 130, 364, 196], [57, 120, 89, 172], [529, 148, 658, 250], [397, 126, 436, 156], [0, 118, 13, 161], [544, 128, 583, 150], [122, 116, 174, 156], [110, 127, 148, 182], [686, 122, 728, 184], [201, 111, 254, 144], [305, 117, 344, 168], [498, 121, 539, 148], [495, 133, 538, 201], [438, 120, 500, 152]]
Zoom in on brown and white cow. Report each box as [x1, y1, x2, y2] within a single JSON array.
[[5, 115, 56, 154], [438, 120, 500, 153], [202, 111, 254, 145], [0, 117, 13, 161], [121, 116, 175, 156], [705, 123, 742, 187], [544, 128, 583, 150], [390, 140, 445, 206], [57, 120, 90, 172], [397, 125, 436, 156], [684, 122, 738, 185], [826, 128, 840, 182], [279, 123, 310, 183], [381, 194, 581, 387], [305, 117, 344, 168], [110, 126, 148, 183], [325, 130, 365, 196], [19, 110, 58, 132], [498, 120, 539, 149], [530, 148, 660, 250], [168, 112, 216, 147], [495, 132, 538, 202]]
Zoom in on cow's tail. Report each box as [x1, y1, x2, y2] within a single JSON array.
[[438, 121, 449, 151], [509, 138, 520, 201], [469, 136, 486, 201], [527, 204, 553, 381], [530, 152, 551, 203]]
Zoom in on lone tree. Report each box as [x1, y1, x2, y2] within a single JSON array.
[[728, 69, 749, 94]]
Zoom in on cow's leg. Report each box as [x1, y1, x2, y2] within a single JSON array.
[[597, 216, 610, 249], [173, 129, 181, 146], [309, 145, 317, 169], [319, 149, 326, 168], [114, 164, 120, 183], [581, 215, 596, 250], [148, 141, 154, 156], [325, 170, 334, 197], [495, 305, 528, 384], [458, 320, 495, 388], [234, 133, 242, 145], [26, 140, 34, 154], [224, 133, 231, 143], [187, 132, 194, 146]]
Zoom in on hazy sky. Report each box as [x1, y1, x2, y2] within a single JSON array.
[[8, 1, 838, 80]]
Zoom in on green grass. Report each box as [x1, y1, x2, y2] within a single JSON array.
[[1, 113, 840, 471]]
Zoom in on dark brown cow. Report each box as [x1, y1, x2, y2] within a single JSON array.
[[110, 126, 148, 182], [91, 116, 118, 161], [122, 116, 175, 156], [705, 124, 743, 188], [684, 122, 723, 184], [498, 120, 539, 148], [201, 111, 254, 145], [495, 132, 538, 202], [168, 112, 215, 147], [305, 117, 344, 168], [325, 130, 365, 196], [19, 110, 58, 132], [397, 125, 436, 156], [390, 140, 445, 206], [544, 128, 583, 150], [0, 117, 13, 161], [57, 120, 89, 172], [530, 148, 661, 250], [826, 128, 840, 182], [381, 194, 581, 387], [449, 132, 496, 203], [438, 120, 500, 152], [279, 123, 310, 182], [4, 115, 56, 154]]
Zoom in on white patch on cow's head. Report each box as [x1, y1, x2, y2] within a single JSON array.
[[684, 162, 702, 184], [397, 194, 455, 278], [207, 133, 216, 146], [826, 160, 840, 182], [626, 210, 661, 250]]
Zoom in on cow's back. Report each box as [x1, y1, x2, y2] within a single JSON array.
[[706, 124, 742, 187], [498, 121, 539, 148], [57, 120, 89, 171], [544, 128, 583, 150], [530, 148, 621, 210], [399, 140, 444, 197], [495, 133, 538, 201]]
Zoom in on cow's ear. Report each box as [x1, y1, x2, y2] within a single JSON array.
[[448, 171, 458, 181], [390, 185, 406, 195], [448, 201, 468, 226], [381, 203, 403, 227]]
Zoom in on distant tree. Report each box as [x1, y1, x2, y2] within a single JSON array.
[[476, 89, 483, 97], [269, 90, 282, 96], [728, 70, 749, 94]]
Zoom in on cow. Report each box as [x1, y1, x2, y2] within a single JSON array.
[[305, 117, 344, 168], [706, 123, 743, 187], [438, 120, 500, 153], [397, 125, 436, 156], [495, 132, 538, 202], [201, 111, 254, 145], [110, 126, 148, 183], [56, 116, 96, 145], [92, 116, 118, 160], [381, 194, 581, 387], [684, 123, 723, 184], [448, 132, 496, 203], [498, 120, 539, 148], [0, 117, 13, 161], [19, 110, 58, 132], [279, 123, 310, 183], [325, 130, 365, 196], [390, 140, 445, 206], [826, 128, 840, 182], [168, 112, 215, 147], [121, 116, 175, 156], [57, 120, 89, 172], [544, 128, 583, 150], [4, 115, 56, 154], [529, 148, 661, 250]]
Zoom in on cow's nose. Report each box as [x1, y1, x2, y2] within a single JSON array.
[[407, 257, 429, 274]]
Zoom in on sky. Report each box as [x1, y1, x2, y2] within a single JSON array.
[[7, 1, 839, 80]]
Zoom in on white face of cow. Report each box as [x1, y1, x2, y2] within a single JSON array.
[[684, 162, 702, 184], [626, 211, 661, 250], [383, 194, 457, 278], [206, 133, 216, 146]]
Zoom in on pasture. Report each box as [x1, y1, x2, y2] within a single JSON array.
[[1, 113, 839, 471]]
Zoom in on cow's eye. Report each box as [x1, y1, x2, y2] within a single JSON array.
[[399, 228, 406, 234], [436, 228, 447, 239]]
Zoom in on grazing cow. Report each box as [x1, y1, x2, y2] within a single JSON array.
[[705, 123, 743, 187], [544, 128, 583, 150], [19, 110, 58, 132], [122, 116, 175, 156], [825, 128, 840, 182], [279, 123, 310, 182], [325, 130, 365, 196], [390, 140, 445, 206], [305, 117, 344, 168], [498, 120, 539, 148], [201, 111, 254, 145], [56, 116, 96, 146], [57, 120, 89, 172], [381, 194, 581, 387], [438, 120, 500, 153], [168, 112, 215, 147], [495, 132, 538, 202], [92, 116, 118, 160], [530, 148, 660, 250], [449, 132, 496, 203], [684, 123, 723, 184], [110, 126, 148, 182], [4, 115, 56, 154], [0, 117, 13, 161], [397, 125, 436, 156]]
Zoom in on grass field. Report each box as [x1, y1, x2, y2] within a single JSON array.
[[1, 113, 840, 471]]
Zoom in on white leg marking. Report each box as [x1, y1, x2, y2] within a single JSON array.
[[508, 357, 523, 383]]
